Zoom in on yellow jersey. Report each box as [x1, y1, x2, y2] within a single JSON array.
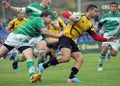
[[7, 18, 28, 31], [64, 12, 95, 41], [48, 17, 65, 39]]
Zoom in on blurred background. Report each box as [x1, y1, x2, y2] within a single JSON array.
[[0, 0, 120, 54]]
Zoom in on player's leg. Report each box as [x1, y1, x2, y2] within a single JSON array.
[[45, 44, 55, 61], [12, 53, 26, 71], [98, 44, 109, 71], [106, 48, 111, 62], [67, 43, 83, 83], [38, 36, 73, 81], [0, 44, 12, 58], [36, 40, 48, 67], [19, 46, 41, 83], [109, 39, 119, 57], [12, 49, 20, 71], [39, 47, 71, 74], [49, 43, 58, 61]]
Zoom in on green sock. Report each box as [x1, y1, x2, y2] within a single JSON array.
[[37, 59, 44, 67], [26, 61, 35, 79], [107, 50, 111, 58], [99, 53, 105, 67], [14, 54, 20, 62]]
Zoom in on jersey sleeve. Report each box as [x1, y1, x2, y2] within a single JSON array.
[[87, 29, 107, 42], [36, 18, 46, 29], [36, 18, 49, 39], [7, 19, 16, 29], [41, 34, 49, 39], [99, 14, 107, 25], [25, 3, 36, 13], [98, 14, 107, 29], [57, 17, 66, 27]]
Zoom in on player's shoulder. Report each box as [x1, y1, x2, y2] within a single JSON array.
[[102, 13, 111, 18], [23, 18, 28, 21], [57, 17, 63, 21], [29, 3, 39, 6], [34, 17, 44, 22], [9, 18, 17, 23]]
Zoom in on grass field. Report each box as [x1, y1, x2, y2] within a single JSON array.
[[0, 53, 120, 86]]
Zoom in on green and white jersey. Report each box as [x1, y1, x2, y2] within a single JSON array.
[[99, 12, 120, 38], [25, 3, 56, 20], [13, 17, 47, 39]]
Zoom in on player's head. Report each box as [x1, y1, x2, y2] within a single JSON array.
[[109, 2, 118, 14], [86, 4, 98, 18], [40, 10, 52, 24], [17, 13, 25, 20], [41, 0, 52, 8]]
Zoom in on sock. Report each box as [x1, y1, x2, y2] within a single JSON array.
[[49, 52, 56, 61], [44, 52, 51, 60], [14, 54, 20, 62], [69, 67, 79, 79], [43, 58, 59, 69], [107, 50, 111, 58], [26, 61, 35, 79], [99, 53, 105, 67], [37, 59, 44, 67]]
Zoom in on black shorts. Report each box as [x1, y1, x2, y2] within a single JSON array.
[[47, 42, 59, 50], [3, 43, 31, 53], [59, 36, 80, 52]]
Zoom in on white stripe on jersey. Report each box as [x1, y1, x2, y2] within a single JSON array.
[[101, 17, 120, 22], [27, 6, 42, 14]]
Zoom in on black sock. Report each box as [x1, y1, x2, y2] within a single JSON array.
[[43, 58, 59, 69], [69, 67, 79, 79], [45, 52, 51, 59], [49, 52, 56, 61]]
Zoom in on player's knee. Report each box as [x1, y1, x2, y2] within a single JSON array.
[[111, 51, 118, 57], [111, 53, 117, 57], [0, 52, 6, 57], [63, 57, 70, 62], [78, 57, 84, 64]]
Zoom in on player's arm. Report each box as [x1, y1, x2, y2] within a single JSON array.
[[6, 20, 14, 34], [58, 18, 66, 31], [97, 14, 107, 30], [87, 29, 117, 42], [62, 11, 81, 23], [6, 28, 14, 34], [44, 38, 59, 44], [50, 20, 60, 29], [40, 28, 63, 38], [2, 1, 25, 13], [41, 32, 59, 45], [98, 22, 104, 30]]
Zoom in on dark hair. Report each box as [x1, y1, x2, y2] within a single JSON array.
[[86, 5, 97, 12], [40, 10, 52, 17], [110, 2, 118, 6]]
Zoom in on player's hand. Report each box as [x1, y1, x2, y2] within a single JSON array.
[[107, 36, 118, 41], [57, 31, 63, 38], [2, 1, 11, 8], [99, 29, 104, 35]]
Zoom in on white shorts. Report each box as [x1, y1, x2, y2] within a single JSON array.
[[29, 36, 48, 55], [102, 33, 119, 51], [29, 36, 43, 47], [4, 33, 32, 49]]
